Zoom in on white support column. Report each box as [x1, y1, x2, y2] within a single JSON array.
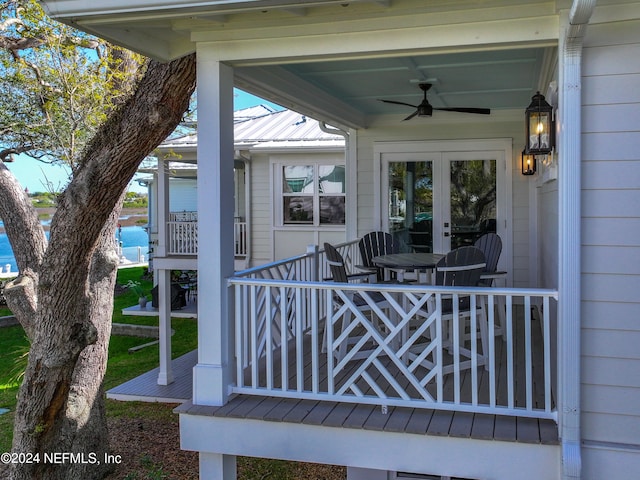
[[157, 268, 173, 385], [199, 453, 236, 480], [192, 46, 235, 406], [156, 159, 170, 257]]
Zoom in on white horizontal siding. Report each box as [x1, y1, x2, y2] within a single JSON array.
[[583, 190, 639, 217], [582, 444, 640, 480], [580, 16, 640, 468], [582, 357, 640, 388], [582, 328, 640, 361], [582, 273, 640, 303], [582, 385, 640, 417], [582, 104, 640, 133], [583, 73, 640, 105], [583, 42, 640, 76], [582, 245, 640, 274], [582, 132, 640, 161], [582, 160, 640, 189], [582, 219, 640, 247], [582, 300, 640, 331], [583, 412, 640, 446]]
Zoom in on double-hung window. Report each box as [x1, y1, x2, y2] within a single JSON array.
[[281, 163, 345, 226]]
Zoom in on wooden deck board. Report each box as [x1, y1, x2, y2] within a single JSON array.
[[404, 409, 434, 435], [342, 404, 376, 429], [244, 396, 283, 420], [106, 350, 196, 403], [323, 402, 358, 428], [283, 399, 320, 423], [112, 306, 558, 445], [426, 410, 454, 436], [302, 401, 338, 426], [493, 415, 517, 442], [384, 406, 413, 433], [449, 411, 474, 438], [363, 406, 393, 431], [470, 413, 495, 440], [264, 397, 302, 422]]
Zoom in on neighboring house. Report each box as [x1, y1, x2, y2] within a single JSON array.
[[41, 1, 640, 480], [141, 105, 346, 272]]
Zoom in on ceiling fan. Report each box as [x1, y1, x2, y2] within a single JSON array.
[[379, 83, 491, 120]]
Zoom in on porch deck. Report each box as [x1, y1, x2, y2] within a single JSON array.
[[179, 314, 558, 445], [121, 301, 198, 318], [111, 294, 558, 443], [106, 350, 196, 402]]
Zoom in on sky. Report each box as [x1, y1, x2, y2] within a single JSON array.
[[6, 89, 281, 194]]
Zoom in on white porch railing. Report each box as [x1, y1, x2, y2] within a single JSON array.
[[229, 248, 558, 421], [166, 216, 249, 257], [167, 221, 198, 255]]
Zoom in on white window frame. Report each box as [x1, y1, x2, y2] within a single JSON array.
[[275, 160, 346, 228]]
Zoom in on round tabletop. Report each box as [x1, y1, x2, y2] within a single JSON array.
[[372, 252, 445, 270]]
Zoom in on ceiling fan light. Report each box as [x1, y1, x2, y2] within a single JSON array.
[[417, 105, 433, 117]]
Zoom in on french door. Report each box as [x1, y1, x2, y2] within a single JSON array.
[[382, 151, 501, 254]]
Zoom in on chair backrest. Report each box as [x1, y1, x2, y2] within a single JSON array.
[[435, 246, 486, 288], [324, 242, 349, 283], [358, 231, 397, 269], [474, 233, 502, 273]]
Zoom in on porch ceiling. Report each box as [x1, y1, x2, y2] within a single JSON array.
[[234, 46, 554, 128], [43, 0, 558, 129]]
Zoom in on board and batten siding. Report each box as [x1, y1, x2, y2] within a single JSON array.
[[580, 15, 640, 479], [247, 153, 272, 267], [356, 116, 531, 287]]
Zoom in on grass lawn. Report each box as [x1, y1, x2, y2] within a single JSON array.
[[0, 268, 345, 479], [0, 266, 197, 453]]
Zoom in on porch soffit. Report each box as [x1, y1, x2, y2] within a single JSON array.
[[43, 0, 559, 130], [48, 1, 559, 63]]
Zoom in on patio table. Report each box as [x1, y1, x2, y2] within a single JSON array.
[[372, 252, 445, 283]]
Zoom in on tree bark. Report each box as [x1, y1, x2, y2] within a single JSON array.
[[6, 52, 196, 480]]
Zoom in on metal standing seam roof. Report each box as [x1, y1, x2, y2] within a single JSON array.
[[159, 107, 344, 150]]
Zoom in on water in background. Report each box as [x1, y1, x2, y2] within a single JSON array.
[[0, 225, 149, 274]]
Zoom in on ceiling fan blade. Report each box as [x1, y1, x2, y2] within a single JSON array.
[[434, 107, 491, 115], [379, 99, 419, 108], [403, 110, 419, 121]]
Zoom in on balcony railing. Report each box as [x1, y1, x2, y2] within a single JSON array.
[[166, 214, 248, 257], [229, 244, 558, 421]]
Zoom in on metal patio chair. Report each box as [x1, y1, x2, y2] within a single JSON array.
[[409, 246, 489, 373], [357, 231, 399, 281]]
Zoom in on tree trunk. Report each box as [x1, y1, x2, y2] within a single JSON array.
[[6, 53, 196, 480]]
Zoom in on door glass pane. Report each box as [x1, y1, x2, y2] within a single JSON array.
[[388, 161, 433, 252], [449, 159, 496, 249]]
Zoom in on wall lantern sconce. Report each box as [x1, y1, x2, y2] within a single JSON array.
[[525, 91, 554, 155], [521, 150, 537, 176]]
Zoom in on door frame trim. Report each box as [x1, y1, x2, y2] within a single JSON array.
[[374, 139, 513, 286]]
